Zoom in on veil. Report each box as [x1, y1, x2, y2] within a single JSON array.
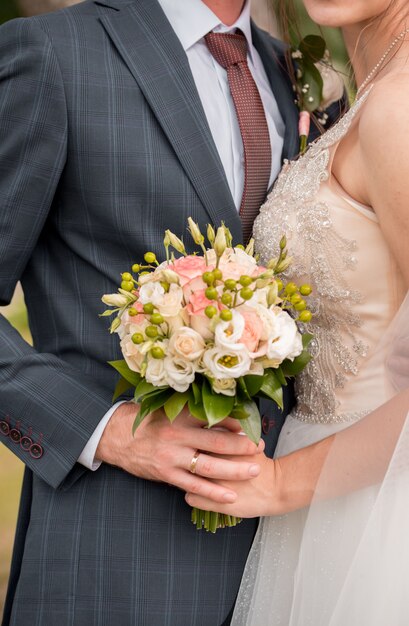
[[232, 292, 409, 625]]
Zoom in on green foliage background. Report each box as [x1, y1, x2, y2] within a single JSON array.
[[0, 0, 20, 24]]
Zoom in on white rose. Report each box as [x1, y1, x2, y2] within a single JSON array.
[[164, 356, 196, 392], [120, 335, 145, 373], [214, 310, 246, 352], [266, 309, 303, 363], [155, 284, 184, 318], [211, 377, 237, 396], [202, 346, 251, 380], [316, 62, 345, 108], [169, 327, 205, 361], [145, 357, 168, 388], [138, 281, 165, 305]]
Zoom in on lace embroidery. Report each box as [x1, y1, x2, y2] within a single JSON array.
[[254, 92, 371, 425]]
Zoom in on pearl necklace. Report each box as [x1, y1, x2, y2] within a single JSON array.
[[356, 27, 409, 97]]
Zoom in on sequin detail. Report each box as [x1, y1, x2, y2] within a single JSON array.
[[254, 92, 371, 425]]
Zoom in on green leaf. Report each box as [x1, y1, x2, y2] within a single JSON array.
[[192, 381, 202, 405], [108, 360, 141, 387], [302, 333, 314, 349], [134, 378, 165, 402], [260, 370, 284, 410], [281, 350, 312, 377], [112, 376, 133, 402], [202, 378, 235, 427], [188, 394, 207, 422], [243, 374, 264, 396], [132, 389, 172, 435], [299, 35, 326, 63], [301, 60, 324, 112], [236, 400, 261, 444], [164, 391, 189, 422], [275, 366, 287, 387], [237, 377, 251, 401]]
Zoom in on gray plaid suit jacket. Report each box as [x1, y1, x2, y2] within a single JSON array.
[[0, 1, 346, 624]]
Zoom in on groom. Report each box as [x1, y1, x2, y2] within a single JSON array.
[[0, 0, 345, 624]]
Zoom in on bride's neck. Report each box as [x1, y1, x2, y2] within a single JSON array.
[[343, 19, 409, 89]]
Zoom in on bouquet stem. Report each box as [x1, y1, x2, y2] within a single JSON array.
[[191, 507, 242, 533]]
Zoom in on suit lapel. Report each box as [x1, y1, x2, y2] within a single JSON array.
[[94, 0, 242, 241], [251, 24, 300, 162]]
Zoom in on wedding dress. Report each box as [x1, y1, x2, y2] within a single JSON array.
[[232, 89, 409, 625]]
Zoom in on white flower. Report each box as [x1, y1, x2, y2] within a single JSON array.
[[214, 310, 246, 352], [211, 377, 237, 396], [316, 62, 344, 108], [164, 356, 196, 392], [266, 309, 303, 363], [155, 284, 184, 318], [120, 335, 145, 373], [169, 327, 206, 362], [101, 293, 129, 307], [145, 357, 168, 387], [202, 346, 251, 380], [138, 281, 165, 305]]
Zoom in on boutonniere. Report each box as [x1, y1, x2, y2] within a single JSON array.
[[291, 35, 345, 154]]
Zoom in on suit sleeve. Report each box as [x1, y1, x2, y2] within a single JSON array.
[[0, 18, 114, 489]]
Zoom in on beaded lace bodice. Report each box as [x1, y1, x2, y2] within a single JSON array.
[[254, 91, 405, 424]]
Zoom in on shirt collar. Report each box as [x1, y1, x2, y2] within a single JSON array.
[[157, 0, 254, 59]]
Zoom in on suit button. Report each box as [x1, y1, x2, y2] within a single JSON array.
[[30, 443, 44, 459], [0, 420, 10, 436], [262, 415, 276, 435], [20, 435, 33, 451], [9, 428, 22, 443]]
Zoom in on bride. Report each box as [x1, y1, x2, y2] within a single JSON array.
[[186, 0, 409, 623]]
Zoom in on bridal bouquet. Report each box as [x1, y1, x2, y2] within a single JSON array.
[[101, 219, 313, 532]]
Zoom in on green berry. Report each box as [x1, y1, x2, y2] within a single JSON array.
[[139, 271, 150, 277], [144, 252, 157, 264], [294, 300, 307, 311], [224, 279, 237, 291], [131, 333, 144, 344], [151, 313, 164, 325], [299, 310, 312, 323], [290, 293, 302, 305], [236, 244, 245, 250], [121, 280, 134, 292], [121, 272, 133, 281], [221, 292, 233, 306], [284, 282, 298, 295], [128, 307, 138, 316], [151, 346, 165, 359], [205, 287, 218, 300], [300, 284, 312, 296], [202, 271, 215, 285], [220, 309, 233, 322], [213, 268, 223, 280], [205, 305, 218, 318], [132, 264, 141, 273], [239, 275, 253, 287], [240, 287, 253, 301], [143, 303, 155, 314], [145, 325, 159, 338]]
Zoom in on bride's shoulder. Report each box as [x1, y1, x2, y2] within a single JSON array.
[[358, 74, 409, 175]]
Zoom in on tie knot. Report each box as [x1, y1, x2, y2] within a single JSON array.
[[205, 32, 248, 69]]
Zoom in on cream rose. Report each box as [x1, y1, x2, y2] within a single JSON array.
[[155, 284, 184, 318], [145, 357, 168, 387], [211, 377, 237, 396], [120, 335, 145, 373], [169, 327, 205, 362]]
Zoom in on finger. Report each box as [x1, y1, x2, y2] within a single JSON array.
[[170, 469, 238, 505], [192, 452, 260, 481], [186, 429, 261, 457], [185, 492, 235, 514]]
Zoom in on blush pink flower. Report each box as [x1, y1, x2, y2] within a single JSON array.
[[239, 308, 266, 356], [169, 255, 209, 287], [186, 289, 217, 340]]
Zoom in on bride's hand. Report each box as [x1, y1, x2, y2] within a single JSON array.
[[185, 451, 286, 518]]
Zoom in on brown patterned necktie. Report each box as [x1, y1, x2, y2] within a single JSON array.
[[205, 31, 272, 243]]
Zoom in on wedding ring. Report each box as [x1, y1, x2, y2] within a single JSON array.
[[189, 450, 201, 474]]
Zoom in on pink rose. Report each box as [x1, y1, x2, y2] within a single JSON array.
[[239, 309, 266, 356], [186, 289, 217, 340], [169, 255, 209, 287]]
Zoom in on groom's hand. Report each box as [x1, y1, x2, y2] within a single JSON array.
[[95, 402, 264, 504]]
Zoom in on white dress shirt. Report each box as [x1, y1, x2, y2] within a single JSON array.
[[78, 0, 285, 470]]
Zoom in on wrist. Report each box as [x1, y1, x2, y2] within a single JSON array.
[[95, 401, 136, 466]]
